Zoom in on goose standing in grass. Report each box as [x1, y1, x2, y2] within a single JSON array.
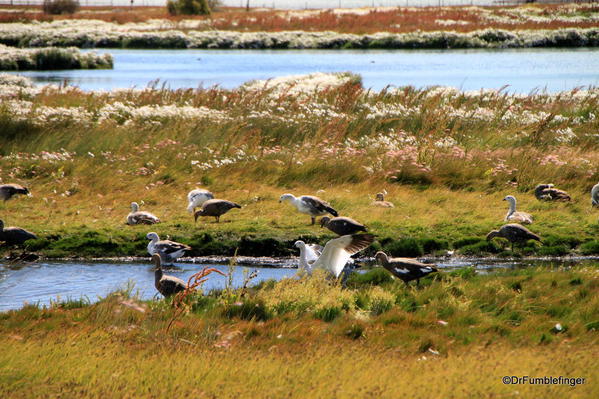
[[293, 241, 323, 274], [187, 188, 214, 213], [0, 219, 37, 246], [534, 184, 571, 202], [298, 234, 374, 278], [0, 184, 29, 201], [374, 251, 438, 287], [592, 183, 599, 207], [194, 199, 241, 223], [503, 195, 533, 224], [126, 202, 160, 225], [146, 232, 191, 265], [486, 223, 541, 252], [152, 254, 187, 297], [279, 194, 338, 225], [371, 192, 394, 208], [320, 216, 367, 236]]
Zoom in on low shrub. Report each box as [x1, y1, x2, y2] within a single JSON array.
[[42, 0, 79, 15], [167, 0, 211, 16]]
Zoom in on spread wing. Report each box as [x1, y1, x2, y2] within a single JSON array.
[[312, 234, 374, 278]]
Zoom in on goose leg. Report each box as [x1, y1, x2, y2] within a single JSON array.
[[310, 216, 315, 225], [215, 216, 220, 223]]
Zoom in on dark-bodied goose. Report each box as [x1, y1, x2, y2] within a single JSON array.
[[146, 232, 191, 265], [187, 188, 214, 213], [152, 254, 187, 297], [126, 202, 160, 225], [534, 184, 571, 202], [374, 251, 438, 286], [592, 183, 599, 207], [279, 193, 338, 225], [193, 199, 241, 223], [293, 240, 323, 274], [300, 234, 374, 278], [372, 192, 394, 208], [0, 184, 29, 201], [486, 223, 541, 252], [320, 216, 367, 236], [503, 195, 533, 224], [0, 219, 37, 245]]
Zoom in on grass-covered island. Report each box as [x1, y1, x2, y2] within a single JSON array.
[[0, 72, 597, 259], [1, 266, 598, 397], [0, 44, 112, 70]]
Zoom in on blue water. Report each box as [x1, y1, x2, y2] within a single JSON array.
[[12, 48, 599, 93]]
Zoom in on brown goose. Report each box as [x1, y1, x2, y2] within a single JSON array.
[[320, 216, 367, 236], [0, 219, 37, 246], [194, 199, 241, 223], [503, 195, 533, 224], [146, 232, 191, 265], [374, 251, 438, 286], [126, 202, 160, 225], [534, 184, 571, 202], [0, 184, 29, 201], [486, 223, 541, 252], [152, 254, 187, 297], [279, 193, 338, 225], [372, 192, 394, 208], [592, 183, 599, 207]]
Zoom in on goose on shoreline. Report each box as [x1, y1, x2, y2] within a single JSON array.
[[503, 195, 533, 224], [374, 251, 438, 287], [279, 194, 338, 225], [320, 216, 367, 236], [194, 199, 241, 223], [126, 202, 160, 225], [534, 184, 571, 202], [0, 219, 37, 246], [297, 234, 374, 278], [0, 184, 29, 202], [152, 254, 187, 297], [146, 232, 191, 265], [187, 189, 214, 213], [486, 223, 541, 252], [592, 183, 599, 207], [293, 241, 323, 274], [372, 192, 394, 208]]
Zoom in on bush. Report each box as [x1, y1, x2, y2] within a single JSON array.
[[42, 0, 79, 15], [167, 0, 211, 16]]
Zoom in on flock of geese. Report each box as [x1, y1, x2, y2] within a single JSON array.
[[1, 182, 599, 297]]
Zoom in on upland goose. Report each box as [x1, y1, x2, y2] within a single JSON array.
[[0, 184, 29, 201], [534, 184, 571, 202], [187, 188, 214, 213], [152, 254, 187, 297], [194, 199, 241, 223], [0, 219, 37, 245], [279, 194, 338, 225], [293, 241, 323, 274], [146, 232, 191, 265], [298, 234, 374, 278], [126, 202, 160, 225], [372, 192, 394, 208], [592, 183, 599, 207], [374, 251, 438, 286], [503, 195, 533, 224], [486, 223, 541, 252], [320, 216, 367, 236]]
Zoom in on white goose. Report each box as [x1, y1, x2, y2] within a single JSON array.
[[297, 234, 374, 278], [592, 183, 599, 207], [146, 232, 191, 265], [187, 189, 214, 213], [126, 202, 160, 225], [504, 195, 533, 224], [279, 193, 338, 225], [293, 241, 323, 274]]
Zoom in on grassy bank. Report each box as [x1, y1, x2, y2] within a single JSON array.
[[0, 73, 598, 258], [0, 44, 112, 70], [1, 267, 598, 397]]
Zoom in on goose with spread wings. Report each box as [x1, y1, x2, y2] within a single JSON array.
[[298, 234, 374, 278], [294, 241, 323, 274]]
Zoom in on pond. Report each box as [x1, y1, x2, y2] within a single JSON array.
[[1, 257, 596, 311], [11, 48, 599, 93]]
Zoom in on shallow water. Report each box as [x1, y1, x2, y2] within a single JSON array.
[[11, 48, 599, 93], [0, 257, 596, 311]]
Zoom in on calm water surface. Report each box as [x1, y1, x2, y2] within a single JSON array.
[[1, 258, 596, 311], [12, 48, 599, 93]]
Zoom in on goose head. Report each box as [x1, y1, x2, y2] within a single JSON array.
[[319, 216, 331, 228], [131, 202, 139, 212], [279, 193, 295, 203], [146, 232, 159, 242]]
